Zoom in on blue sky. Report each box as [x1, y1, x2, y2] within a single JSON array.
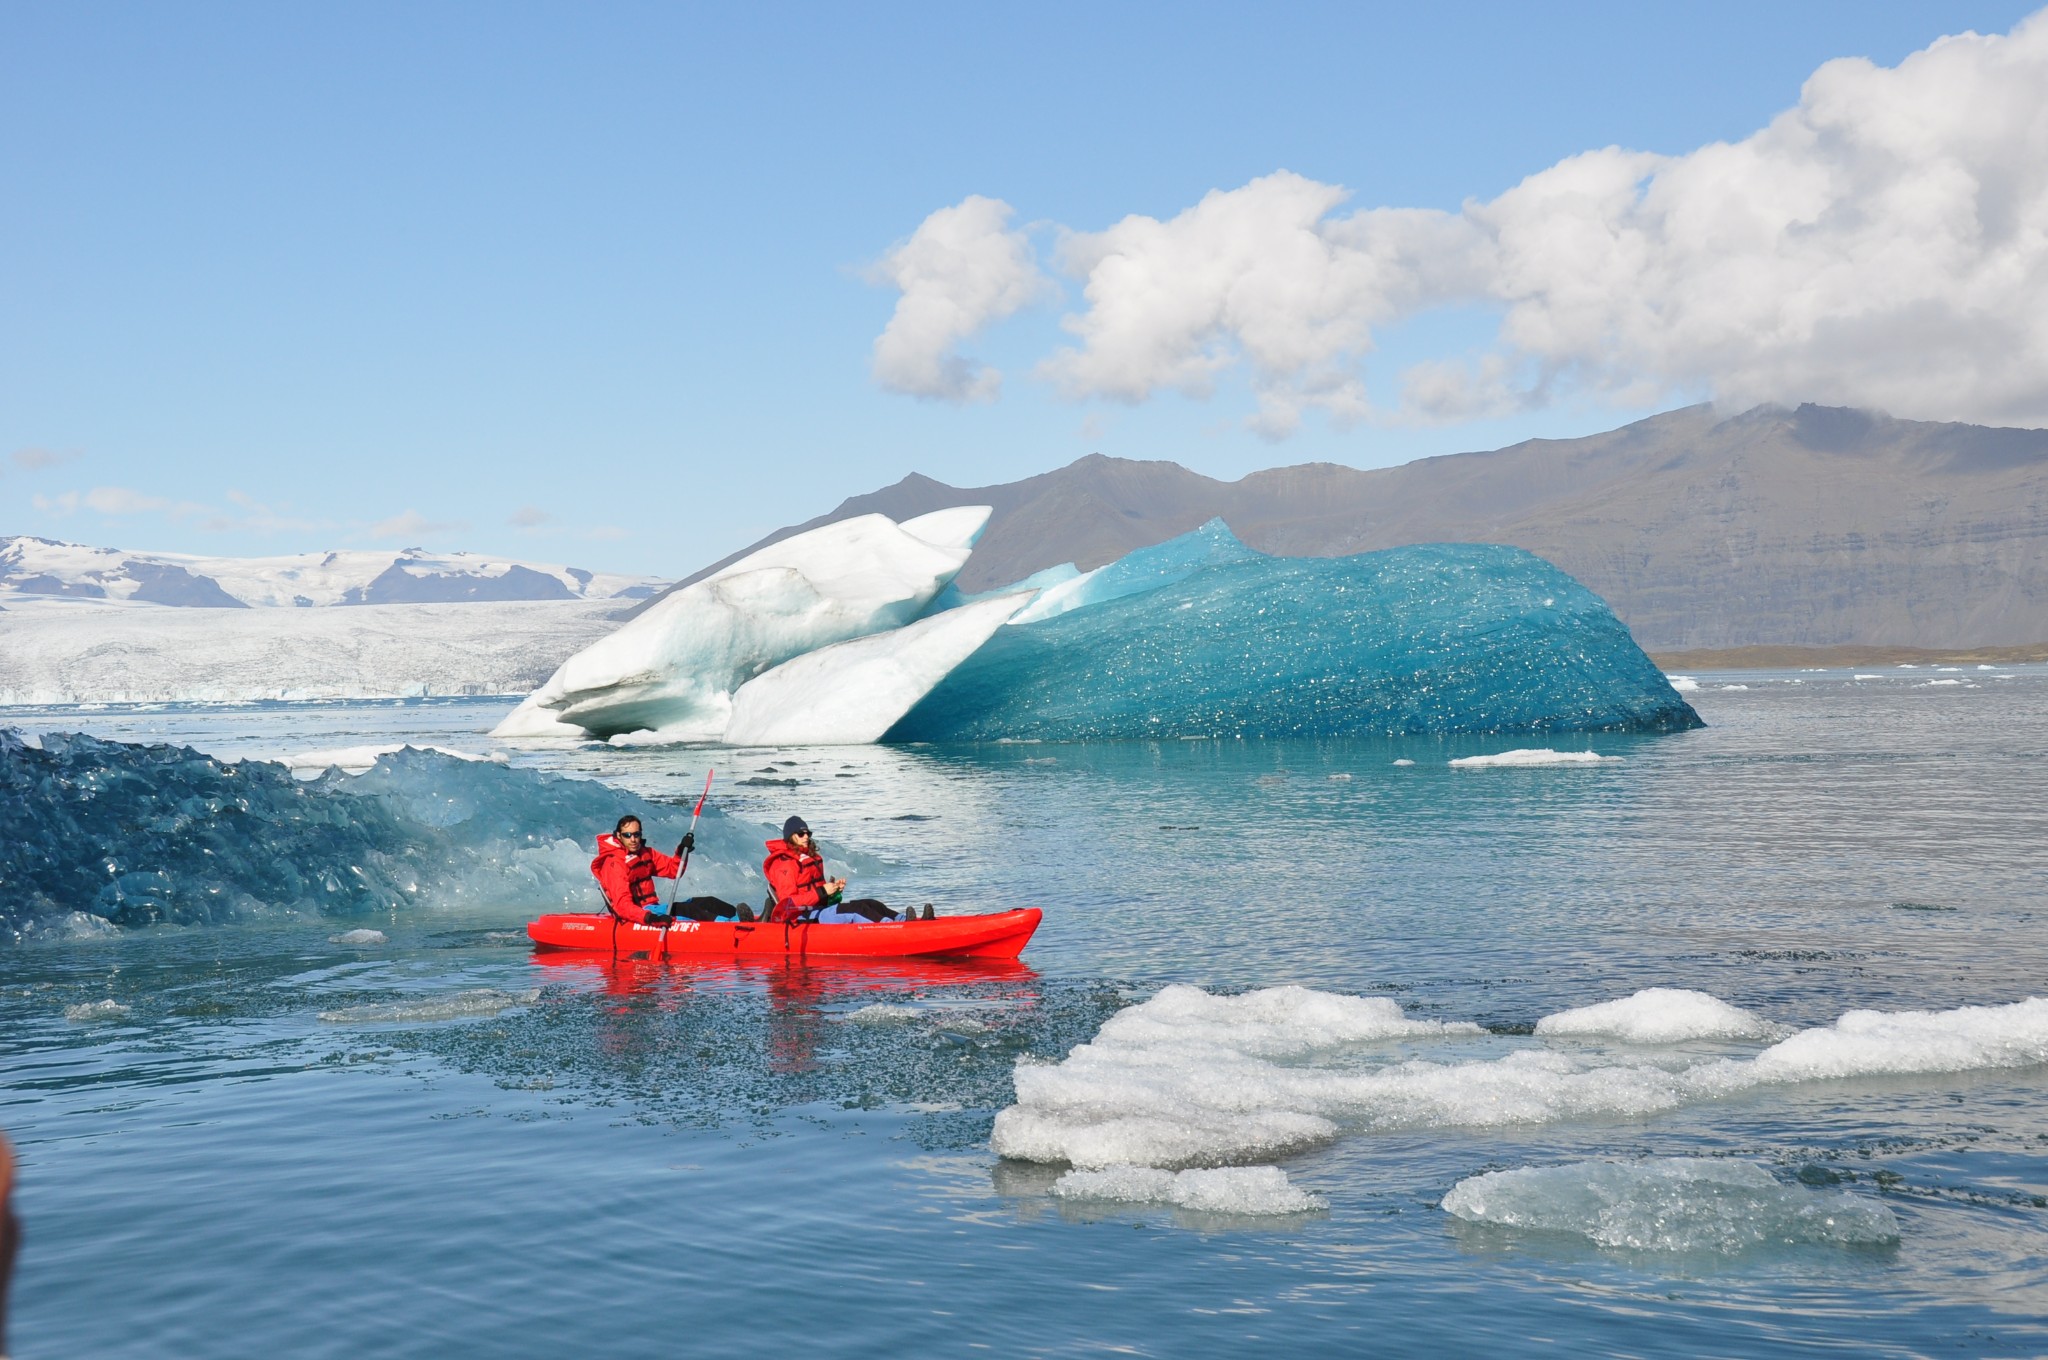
[[4, 2, 2043, 576]]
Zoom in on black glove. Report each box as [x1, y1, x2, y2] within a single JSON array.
[[678, 832, 696, 854]]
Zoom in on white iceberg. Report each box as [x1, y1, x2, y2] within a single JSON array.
[[493, 510, 990, 740], [723, 594, 1029, 745]]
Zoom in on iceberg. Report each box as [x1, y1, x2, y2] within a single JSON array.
[[890, 527, 1701, 741], [1006, 518, 1260, 625], [723, 594, 1029, 746], [494, 510, 990, 740], [0, 730, 772, 937]]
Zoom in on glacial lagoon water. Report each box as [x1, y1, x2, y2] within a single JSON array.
[[3, 667, 2046, 1357]]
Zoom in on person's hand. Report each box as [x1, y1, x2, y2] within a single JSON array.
[[827, 877, 847, 894], [678, 832, 695, 854]]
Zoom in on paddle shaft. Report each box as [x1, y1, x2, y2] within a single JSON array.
[[669, 768, 716, 911]]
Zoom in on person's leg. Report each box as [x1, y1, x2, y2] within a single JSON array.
[[834, 898, 900, 921]]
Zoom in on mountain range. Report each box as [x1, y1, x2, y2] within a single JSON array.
[[0, 540, 662, 609], [671, 404, 2048, 651]]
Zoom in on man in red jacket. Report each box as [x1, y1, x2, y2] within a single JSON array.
[[591, 815, 750, 924], [762, 816, 929, 923]]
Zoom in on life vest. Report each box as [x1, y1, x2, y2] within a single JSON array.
[[590, 833, 680, 925], [762, 837, 828, 922]]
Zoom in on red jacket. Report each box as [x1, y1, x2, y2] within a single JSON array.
[[762, 837, 828, 922], [590, 833, 681, 924]]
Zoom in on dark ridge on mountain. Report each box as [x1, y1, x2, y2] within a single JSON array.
[[641, 403, 2048, 649], [341, 562, 577, 605]]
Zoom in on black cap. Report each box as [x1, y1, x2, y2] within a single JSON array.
[[782, 816, 810, 839]]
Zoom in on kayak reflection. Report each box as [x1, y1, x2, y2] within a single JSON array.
[[529, 951, 1040, 1073]]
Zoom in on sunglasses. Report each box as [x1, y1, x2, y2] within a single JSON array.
[[619, 830, 644, 841]]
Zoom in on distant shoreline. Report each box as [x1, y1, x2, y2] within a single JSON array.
[[1650, 643, 2048, 671]]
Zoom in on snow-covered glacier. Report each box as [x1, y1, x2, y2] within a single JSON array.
[[493, 508, 992, 741], [887, 527, 1700, 740]]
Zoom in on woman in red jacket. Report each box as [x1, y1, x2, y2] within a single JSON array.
[[762, 816, 930, 923], [591, 815, 751, 923]]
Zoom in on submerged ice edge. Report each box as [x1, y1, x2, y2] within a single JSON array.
[[991, 985, 2048, 1169], [1441, 1158, 1901, 1253]]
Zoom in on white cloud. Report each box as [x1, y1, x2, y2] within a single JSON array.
[[874, 9, 2048, 431], [11, 447, 79, 472], [367, 509, 468, 542], [868, 195, 1048, 402], [509, 505, 554, 528], [32, 491, 79, 515]]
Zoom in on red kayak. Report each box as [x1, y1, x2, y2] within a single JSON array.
[[526, 908, 1041, 961]]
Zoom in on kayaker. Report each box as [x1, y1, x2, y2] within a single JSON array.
[[762, 816, 931, 923], [591, 815, 753, 924]]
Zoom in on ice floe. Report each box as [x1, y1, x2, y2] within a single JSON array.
[[992, 985, 2048, 1171], [1666, 675, 1700, 692], [1053, 1165, 1325, 1215], [1449, 749, 1621, 768], [328, 929, 389, 946], [1442, 1158, 1898, 1252], [1535, 988, 1778, 1043], [65, 999, 133, 1023]]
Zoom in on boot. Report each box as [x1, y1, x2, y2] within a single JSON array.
[[738, 904, 757, 922], [922, 904, 936, 920]]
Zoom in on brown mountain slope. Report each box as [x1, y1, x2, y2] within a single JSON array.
[[656, 404, 2048, 650]]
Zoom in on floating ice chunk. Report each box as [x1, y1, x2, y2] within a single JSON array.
[[1536, 988, 1777, 1043], [1919, 679, 1963, 687], [993, 987, 2048, 1173], [497, 511, 987, 740], [1053, 1164, 1325, 1215], [318, 988, 538, 1024], [1741, 996, 2048, 1085], [65, 999, 132, 1023], [1666, 675, 1700, 692], [723, 595, 1028, 745], [329, 928, 389, 946], [1853, 674, 1884, 680], [1450, 749, 1621, 768], [844, 1003, 922, 1025], [1717, 684, 1750, 690], [1442, 1159, 1898, 1252], [992, 984, 1483, 1168], [1392, 758, 1416, 766]]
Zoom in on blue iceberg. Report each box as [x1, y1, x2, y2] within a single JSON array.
[[888, 525, 1699, 742], [0, 732, 778, 936]]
